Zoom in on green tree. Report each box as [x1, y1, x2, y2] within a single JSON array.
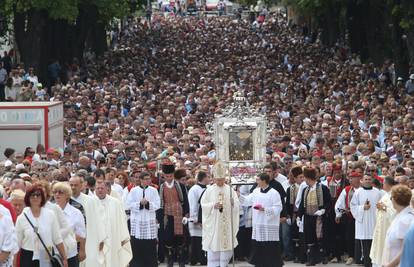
[[284, 0, 414, 77], [0, 0, 130, 83]]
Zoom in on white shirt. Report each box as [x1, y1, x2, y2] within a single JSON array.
[[275, 173, 288, 187], [16, 207, 63, 264], [126, 186, 160, 239], [383, 207, 414, 266], [295, 181, 308, 209], [111, 183, 124, 199], [58, 203, 85, 259], [63, 203, 86, 238], [240, 187, 282, 241], [188, 184, 206, 237], [0, 211, 18, 267]]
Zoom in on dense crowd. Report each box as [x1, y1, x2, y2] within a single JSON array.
[[1, 9, 414, 267]]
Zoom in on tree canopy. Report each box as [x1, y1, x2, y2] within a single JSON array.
[[0, 0, 131, 83], [284, 0, 414, 77]]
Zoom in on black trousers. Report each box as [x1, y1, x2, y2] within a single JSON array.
[[164, 215, 185, 263], [360, 239, 372, 267], [68, 255, 79, 267], [0, 84, 5, 101], [189, 236, 206, 265], [343, 216, 355, 258], [130, 238, 158, 267], [20, 249, 79, 267], [20, 249, 39, 267], [354, 239, 363, 264]]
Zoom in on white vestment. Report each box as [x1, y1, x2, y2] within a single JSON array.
[[98, 195, 132, 267], [126, 185, 160, 239], [188, 183, 206, 237], [73, 193, 107, 267], [240, 187, 282, 241], [201, 184, 239, 267], [350, 187, 383, 240], [370, 192, 395, 265]]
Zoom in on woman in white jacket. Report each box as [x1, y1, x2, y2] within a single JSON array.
[[52, 182, 86, 267], [15, 185, 68, 267]]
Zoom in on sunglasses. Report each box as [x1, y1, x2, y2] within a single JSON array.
[[30, 192, 42, 198]]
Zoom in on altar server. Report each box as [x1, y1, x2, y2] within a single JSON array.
[[240, 172, 283, 267], [350, 175, 383, 267], [126, 171, 160, 267]]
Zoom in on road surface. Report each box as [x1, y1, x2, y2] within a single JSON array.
[[160, 261, 349, 266]]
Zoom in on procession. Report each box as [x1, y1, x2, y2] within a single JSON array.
[[1, 4, 414, 267]]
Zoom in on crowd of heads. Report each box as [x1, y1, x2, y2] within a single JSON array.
[[1, 12, 414, 204]]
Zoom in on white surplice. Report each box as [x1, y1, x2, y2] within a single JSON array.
[[97, 195, 132, 267], [126, 185, 160, 240], [73, 193, 107, 267], [350, 187, 383, 240], [240, 187, 282, 241], [201, 183, 239, 252], [188, 183, 206, 237]]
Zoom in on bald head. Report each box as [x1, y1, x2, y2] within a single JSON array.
[[69, 176, 84, 198]]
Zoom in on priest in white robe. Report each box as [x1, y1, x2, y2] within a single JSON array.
[[239, 172, 283, 267], [370, 177, 396, 267], [201, 161, 239, 267], [95, 180, 132, 267], [69, 176, 107, 267], [350, 175, 383, 267]]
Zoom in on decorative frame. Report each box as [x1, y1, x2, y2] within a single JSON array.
[[207, 91, 268, 183]]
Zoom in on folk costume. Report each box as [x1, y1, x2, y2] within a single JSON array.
[[323, 163, 349, 261], [334, 177, 360, 264], [286, 181, 305, 263], [159, 160, 189, 267], [298, 182, 331, 266]]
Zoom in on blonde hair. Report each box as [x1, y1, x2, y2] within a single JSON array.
[[52, 182, 73, 198], [10, 189, 25, 200]]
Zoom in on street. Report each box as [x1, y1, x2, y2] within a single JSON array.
[[160, 261, 349, 266]]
